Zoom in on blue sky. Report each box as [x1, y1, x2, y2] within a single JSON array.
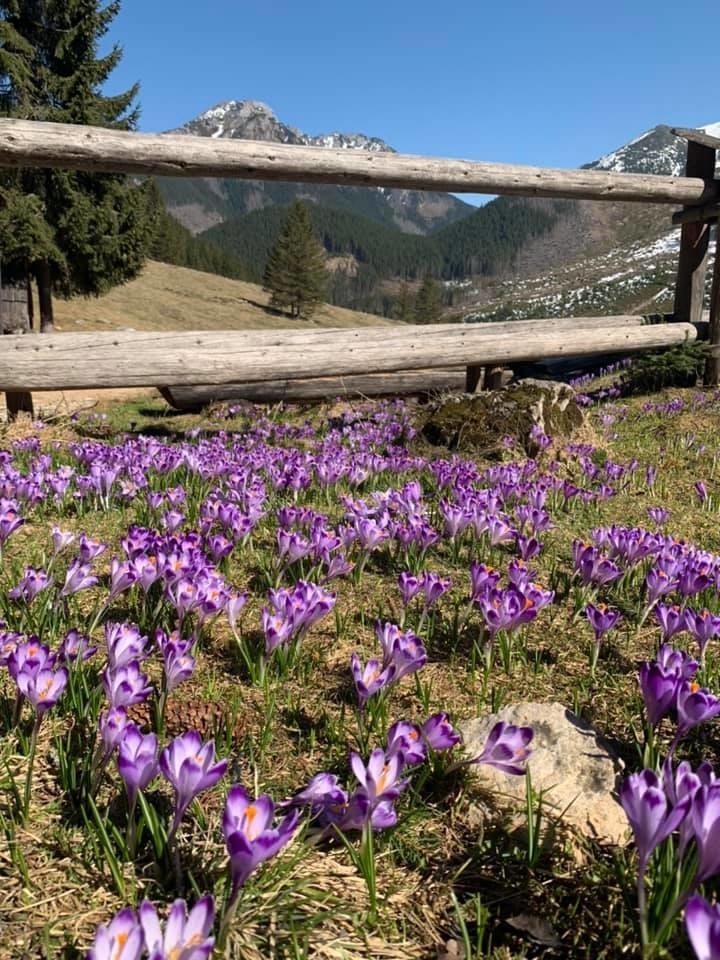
[[107, 0, 719, 172]]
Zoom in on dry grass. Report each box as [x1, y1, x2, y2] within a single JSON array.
[[5, 385, 720, 958], [47, 261, 396, 333]]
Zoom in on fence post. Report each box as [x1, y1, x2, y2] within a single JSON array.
[[705, 226, 720, 385], [1, 280, 34, 421], [674, 142, 716, 326], [465, 363, 483, 392]]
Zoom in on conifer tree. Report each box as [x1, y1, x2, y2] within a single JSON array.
[[0, 0, 152, 330], [262, 200, 327, 319], [414, 276, 442, 324], [394, 282, 415, 323]]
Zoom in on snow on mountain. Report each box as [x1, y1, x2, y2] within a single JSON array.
[[172, 99, 395, 153], [162, 99, 470, 236], [586, 122, 720, 176]]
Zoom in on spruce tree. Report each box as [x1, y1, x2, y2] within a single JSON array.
[[262, 200, 327, 319], [0, 1, 152, 330], [414, 276, 442, 324], [394, 282, 415, 323]]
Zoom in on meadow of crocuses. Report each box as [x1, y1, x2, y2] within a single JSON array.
[[5, 377, 720, 959]]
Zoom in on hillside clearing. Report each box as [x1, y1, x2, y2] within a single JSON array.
[[47, 260, 396, 333]]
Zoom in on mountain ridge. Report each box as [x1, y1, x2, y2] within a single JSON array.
[[159, 98, 472, 235], [157, 102, 719, 317]]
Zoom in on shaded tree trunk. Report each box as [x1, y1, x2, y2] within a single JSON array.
[[36, 259, 54, 333]]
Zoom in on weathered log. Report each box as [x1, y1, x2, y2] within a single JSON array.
[[161, 368, 468, 409], [0, 321, 697, 391], [0, 119, 715, 206]]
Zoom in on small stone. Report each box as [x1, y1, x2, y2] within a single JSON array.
[[460, 702, 627, 848]]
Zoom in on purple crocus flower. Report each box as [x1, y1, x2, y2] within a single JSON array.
[[130, 555, 160, 593], [15, 664, 68, 715], [645, 568, 677, 605], [517, 535, 542, 561], [350, 654, 397, 707], [386, 721, 426, 766], [58, 628, 97, 664], [422, 712, 461, 751], [639, 662, 681, 728], [676, 681, 720, 738], [386, 629, 427, 682], [685, 895, 720, 960], [690, 783, 720, 883], [664, 760, 705, 861], [286, 772, 348, 814], [261, 607, 294, 656], [467, 720, 533, 775], [99, 706, 129, 758], [139, 896, 215, 960], [685, 608, 720, 661], [161, 641, 196, 694], [60, 559, 99, 597], [105, 623, 148, 671], [159, 731, 228, 834], [585, 603, 621, 641], [679, 562, 714, 598], [420, 572, 451, 609], [51, 526, 75, 556], [161, 509, 185, 534], [0, 498, 24, 546], [102, 662, 152, 709], [223, 784, 299, 894], [86, 906, 144, 960], [695, 481, 709, 505], [619, 769, 690, 874], [77, 534, 107, 562], [469, 562, 501, 602], [647, 507, 669, 526], [8, 640, 53, 680], [571, 541, 622, 587], [107, 557, 138, 602], [656, 643, 699, 681], [117, 725, 159, 809], [398, 572, 422, 607], [8, 566, 53, 603], [655, 603, 688, 642], [226, 591, 248, 632], [349, 748, 409, 807]]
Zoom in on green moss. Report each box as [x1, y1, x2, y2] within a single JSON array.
[[421, 383, 585, 457]]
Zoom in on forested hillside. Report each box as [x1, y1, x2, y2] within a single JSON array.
[[201, 198, 568, 313]]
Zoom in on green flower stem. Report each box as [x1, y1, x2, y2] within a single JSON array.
[[23, 715, 42, 822]]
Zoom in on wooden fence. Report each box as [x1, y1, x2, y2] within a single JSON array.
[[0, 118, 718, 412]]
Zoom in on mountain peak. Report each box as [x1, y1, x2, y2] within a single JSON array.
[[196, 99, 277, 123], [585, 122, 720, 176], [172, 99, 395, 153]]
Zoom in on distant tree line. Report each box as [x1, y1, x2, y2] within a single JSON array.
[[145, 184, 248, 280]]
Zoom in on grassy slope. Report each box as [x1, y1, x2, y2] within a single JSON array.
[[49, 260, 396, 333]]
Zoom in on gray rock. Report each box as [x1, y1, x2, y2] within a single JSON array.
[[460, 702, 627, 847]]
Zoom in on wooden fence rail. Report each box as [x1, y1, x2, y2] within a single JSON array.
[[0, 320, 697, 392], [0, 119, 715, 206], [0, 120, 718, 410]]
